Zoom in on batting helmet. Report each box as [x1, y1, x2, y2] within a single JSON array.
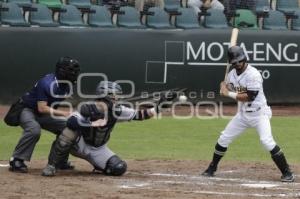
[[55, 56, 80, 84], [228, 46, 247, 64], [95, 81, 122, 99]]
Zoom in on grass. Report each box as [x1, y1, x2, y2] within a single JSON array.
[[0, 117, 299, 163]]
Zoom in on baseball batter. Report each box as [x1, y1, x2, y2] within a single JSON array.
[[202, 46, 295, 182]]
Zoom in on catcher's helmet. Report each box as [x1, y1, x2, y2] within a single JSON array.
[[55, 56, 80, 84], [228, 46, 247, 64], [95, 81, 122, 99]]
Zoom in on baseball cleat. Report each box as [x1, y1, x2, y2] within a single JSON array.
[[201, 167, 216, 177], [42, 164, 56, 177], [9, 158, 28, 173], [281, 171, 295, 182]]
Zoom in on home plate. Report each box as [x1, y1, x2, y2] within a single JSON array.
[[0, 164, 9, 167], [241, 184, 279, 188]]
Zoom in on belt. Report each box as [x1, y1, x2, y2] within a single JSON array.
[[245, 107, 261, 113]]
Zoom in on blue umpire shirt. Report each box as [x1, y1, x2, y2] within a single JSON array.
[[22, 73, 71, 112]]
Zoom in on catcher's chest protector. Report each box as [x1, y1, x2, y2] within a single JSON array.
[[82, 100, 120, 147]]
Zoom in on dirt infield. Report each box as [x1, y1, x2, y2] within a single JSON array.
[[0, 160, 299, 199], [1, 105, 299, 198]]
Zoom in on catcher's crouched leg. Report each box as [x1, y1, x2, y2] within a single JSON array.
[[103, 155, 127, 176], [42, 128, 78, 176]]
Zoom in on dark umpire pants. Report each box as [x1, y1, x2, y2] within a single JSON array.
[[12, 108, 67, 161]]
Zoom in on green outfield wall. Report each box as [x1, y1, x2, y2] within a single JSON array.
[[0, 28, 299, 103]]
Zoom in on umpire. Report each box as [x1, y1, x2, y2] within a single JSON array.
[[8, 56, 80, 173]]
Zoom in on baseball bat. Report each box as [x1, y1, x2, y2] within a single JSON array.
[[224, 28, 239, 81]]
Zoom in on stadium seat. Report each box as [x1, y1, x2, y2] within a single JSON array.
[[67, 0, 92, 9], [203, 8, 228, 29], [37, 0, 62, 9], [175, 7, 200, 29], [7, 0, 32, 7], [29, 3, 59, 26], [59, 4, 86, 26], [164, 0, 181, 12], [233, 9, 258, 29], [262, 10, 288, 30], [117, 6, 145, 28], [88, 5, 114, 27], [255, 0, 270, 15], [1, 2, 30, 26], [291, 9, 300, 30], [146, 7, 173, 29], [276, 0, 299, 15]]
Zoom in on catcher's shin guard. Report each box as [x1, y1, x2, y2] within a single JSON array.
[[48, 128, 78, 167], [48, 140, 69, 167], [271, 145, 295, 182]]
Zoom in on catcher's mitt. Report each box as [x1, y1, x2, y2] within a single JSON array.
[[156, 91, 178, 113]]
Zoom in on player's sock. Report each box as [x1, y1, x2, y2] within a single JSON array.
[[270, 145, 291, 175], [209, 143, 227, 170]]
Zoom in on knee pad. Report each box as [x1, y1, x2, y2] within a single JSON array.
[[104, 155, 127, 176], [56, 133, 76, 155], [57, 138, 70, 152]]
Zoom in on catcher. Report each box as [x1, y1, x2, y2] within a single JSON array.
[[42, 81, 175, 176]]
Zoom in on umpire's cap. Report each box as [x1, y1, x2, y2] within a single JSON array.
[[55, 56, 80, 84], [228, 46, 247, 64]]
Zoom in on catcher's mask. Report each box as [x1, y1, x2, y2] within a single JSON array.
[[55, 56, 80, 84], [95, 81, 123, 101]]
